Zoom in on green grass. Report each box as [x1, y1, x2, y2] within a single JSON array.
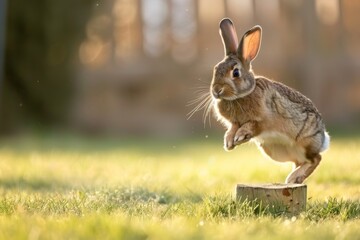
[[0, 134, 359, 239]]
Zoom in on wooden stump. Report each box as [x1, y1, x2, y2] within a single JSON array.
[[236, 183, 307, 215]]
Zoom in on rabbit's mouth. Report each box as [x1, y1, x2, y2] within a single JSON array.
[[211, 88, 245, 101], [220, 94, 239, 101], [211, 84, 238, 100]]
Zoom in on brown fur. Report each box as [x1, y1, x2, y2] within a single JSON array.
[[211, 19, 329, 183], [218, 77, 325, 151]]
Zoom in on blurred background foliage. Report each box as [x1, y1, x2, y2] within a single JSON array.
[[0, 0, 360, 137]]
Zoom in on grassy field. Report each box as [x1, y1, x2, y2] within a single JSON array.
[[0, 133, 359, 239]]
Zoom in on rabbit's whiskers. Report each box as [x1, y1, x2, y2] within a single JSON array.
[[187, 87, 213, 127]]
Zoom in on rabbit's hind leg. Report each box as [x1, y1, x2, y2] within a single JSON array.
[[285, 130, 325, 183], [285, 153, 321, 184]]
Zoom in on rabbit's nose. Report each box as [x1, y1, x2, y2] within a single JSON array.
[[212, 87, 224, 98]]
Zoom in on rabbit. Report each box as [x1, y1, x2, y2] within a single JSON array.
[[210, 18, 330, 184]]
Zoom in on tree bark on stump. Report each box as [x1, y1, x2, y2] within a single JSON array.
[[236, 183, 307, 215]]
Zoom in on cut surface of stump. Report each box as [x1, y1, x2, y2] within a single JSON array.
[[236, 183, 307, 215]]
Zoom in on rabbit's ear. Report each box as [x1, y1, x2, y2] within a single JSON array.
[[219, 18, 239, 56], [238, 25, 262, 63]]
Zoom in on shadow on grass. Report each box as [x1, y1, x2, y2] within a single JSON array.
[[0, 177, 73, 192], [90, 186, 203, 205]]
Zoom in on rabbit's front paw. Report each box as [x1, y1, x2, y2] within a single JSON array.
[[233, 129, 252, 145], [224, 133, 236, 151]]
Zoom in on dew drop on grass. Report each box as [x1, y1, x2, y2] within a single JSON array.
[[199, 220, 204, 226]]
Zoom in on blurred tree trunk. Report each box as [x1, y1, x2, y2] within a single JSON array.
[[0, 0, 6, 104], [0, 0, 97, 133]]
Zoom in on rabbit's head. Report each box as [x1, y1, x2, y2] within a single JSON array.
[[211, 19, 262, 100]]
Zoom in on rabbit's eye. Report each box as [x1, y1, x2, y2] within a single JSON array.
[[233, 68, 240, 78]]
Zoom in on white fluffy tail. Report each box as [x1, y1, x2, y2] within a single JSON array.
[[320, 131, 330, 152]]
